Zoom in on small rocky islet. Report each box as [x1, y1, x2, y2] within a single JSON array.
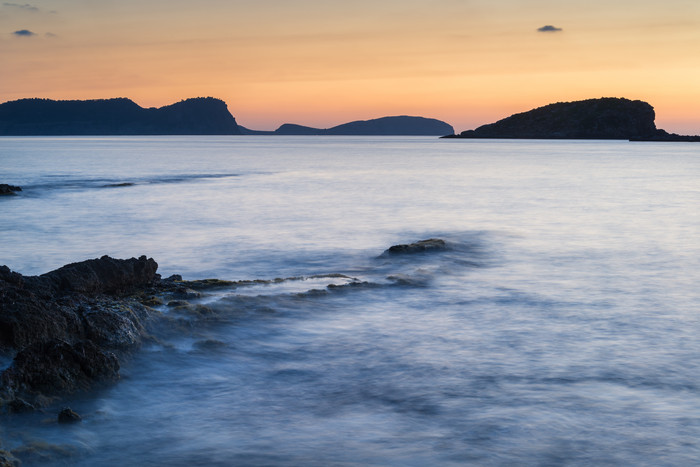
[[443, 97, 700, 141]]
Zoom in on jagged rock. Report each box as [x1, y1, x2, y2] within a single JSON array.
[[0, 449, 19, 467], [0, 257, 158, 351], [0, 256, 159, 406], [0, 184, 21, 195], [2, 340, 119, 397], [57, 407, 82, 424], [383, 238, 448, 255], [81, 304, 147, 349], [172, 287, 201, 300], [6, 397, 35, 413], [40, 255, 159, 295], [0, 277, 84, 350]]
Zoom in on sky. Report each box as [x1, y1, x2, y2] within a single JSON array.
[[1, 0, 699, 133]]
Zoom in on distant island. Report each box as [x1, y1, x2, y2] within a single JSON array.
[[444, 98, 700, 141], [241, 116, 454, 136], [0, 97, 242, 135], [0, 97, 453, 136]]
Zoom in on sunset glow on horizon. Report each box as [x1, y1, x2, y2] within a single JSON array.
[[1, 0, 699, 134]]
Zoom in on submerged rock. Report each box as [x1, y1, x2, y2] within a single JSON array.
[[172, 287, 201, 300], [0, 449, 19, 467], [57, 407, 82, 424], [6, 397, 35, 413], [383, 238, 448, 255], [0, 184, 21, 195]]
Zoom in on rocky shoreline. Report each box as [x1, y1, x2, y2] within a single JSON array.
[[0, 239, 449, 419], [0, 255, 248, 415]]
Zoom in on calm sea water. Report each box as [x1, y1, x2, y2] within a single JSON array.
[[1, 136, 700, 466]]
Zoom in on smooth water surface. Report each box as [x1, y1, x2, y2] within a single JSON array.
[[1, 136, 700, 465]]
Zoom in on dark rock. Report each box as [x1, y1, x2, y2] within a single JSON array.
[[0, 184, 21, 195], [6, 397, 35, 413], [0, 97, 241, 136], [57, 407, 82, 424], [383, 238, 448, 255], [140, 296, 164, 307], [172, 287, 201, 300], [174, 278, 237, 290], [0, 450, 19, 467], [0, 256, 158, 351], [40, 255, 159, 295], [0, 280, 84, 350], [448, 97, 661, 140], [101, 182, 135, 188], [2, 340, 119, 396], [81, 305, 147, 349], [0, 256, 161, 405]]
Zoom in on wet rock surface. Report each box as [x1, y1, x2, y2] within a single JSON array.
[[0, 449, 19, 467], [0, 184, 21, 195], [383, 238, 448, 255], [57, 407, 82, 424], [0, 256, 159, 408]]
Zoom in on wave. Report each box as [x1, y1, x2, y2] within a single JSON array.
[[19, 172, 254, 192], [151, 235, 489, 328]]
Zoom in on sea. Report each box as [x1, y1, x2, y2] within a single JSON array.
[[1, 136, 699, 466]]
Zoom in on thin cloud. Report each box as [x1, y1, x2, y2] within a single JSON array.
[[13, 29, 35, 36], [3, 2, 39, 11], [537, 25, 562, 32]]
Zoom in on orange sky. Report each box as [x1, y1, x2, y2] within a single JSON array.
[[1, 0, 699, 133]]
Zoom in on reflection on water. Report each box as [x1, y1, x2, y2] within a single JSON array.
[[2, 137, 700, 465]]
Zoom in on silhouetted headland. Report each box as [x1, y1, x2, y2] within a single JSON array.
[[241, 116, 454, 136], [0, 97, 241, 135], [443, 97, 699, 141]]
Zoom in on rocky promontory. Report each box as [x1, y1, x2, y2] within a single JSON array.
[[0, 97, 241, 135], [444, 97, 699, 141]]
